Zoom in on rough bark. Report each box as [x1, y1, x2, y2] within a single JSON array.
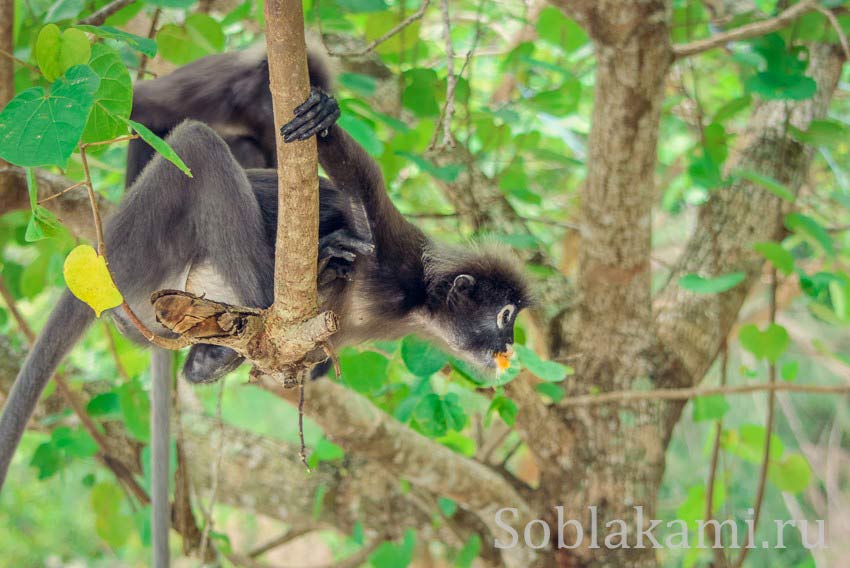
[[655, 44, 843, 387], [0, 337, 497, 561], [264, 0, 321, 324], [0, 167, 114, 242], [257, 376, 541, 567]]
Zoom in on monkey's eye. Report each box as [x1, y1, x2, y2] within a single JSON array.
[[496, 304, 516, 329]]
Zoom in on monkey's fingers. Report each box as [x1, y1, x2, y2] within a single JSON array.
[[293, 88, 324, 116], [285, 108, 341, 143]]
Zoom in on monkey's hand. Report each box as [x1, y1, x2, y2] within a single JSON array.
[[280, 88, 340, 143], [318, 228, 374, 284]]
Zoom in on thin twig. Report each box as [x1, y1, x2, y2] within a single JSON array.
[[703, 341, 729, 567], [136, 9, 161, 81], [673, 0, 817, 59], [77, 144, 106, 256], [0, 274, 149, 504], [316, 0, 431, 57], [0, 47, 39, 73], [247, 525, 319, 558], [77, 0, 136, 26], [815, 4, 850, 62], [37, 181, 86, 204], [734, 269, 779, 566], [103, 321, 130, 381], [298, 370, 311, 471], [561, 382, 850, 407], [431, 0, 457, 149], [199, 377, 226, 560]]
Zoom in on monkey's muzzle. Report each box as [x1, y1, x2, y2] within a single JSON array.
[[493, 345, 515, 372]]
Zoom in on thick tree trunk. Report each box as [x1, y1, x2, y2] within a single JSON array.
[[543, 2, 673, 565]]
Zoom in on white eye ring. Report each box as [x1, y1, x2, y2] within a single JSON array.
[[496, 304, 516, 329]]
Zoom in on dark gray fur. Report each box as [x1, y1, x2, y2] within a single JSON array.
[[0, 56, 531, 492]]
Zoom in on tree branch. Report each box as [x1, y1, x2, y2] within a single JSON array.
[[673, 0, 817, 59], [255, 376, 541, 568], [77, 0, 136, 26], [0, 166, 114, 241], [655, 43, 844, 386]]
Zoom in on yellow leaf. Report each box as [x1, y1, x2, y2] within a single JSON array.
[[63, 245, 123, 317]]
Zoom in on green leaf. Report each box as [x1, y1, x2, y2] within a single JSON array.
[[144, 0, 198, 9], [785, 213, 834, 256], [536, 7, 588, 52], [768, 453, 812, 493], [25, 206, 63, 242], [722, 424, 784, 464], [414, 393, 467, 437], [712, 95, 751, 123], [396, 151, 462, 182], [369, 530, 416, 568], [736, 169, 794, 201], [307, 438, 344, 469], [753, 241, 794, 275], [401, 335, 449, 377], [91, 481, 134, 549], [123, 118, 192, 177], [781, 360, 799, 382], [0, 65, 99, 167], [365, 12, 421, 54], [528, 76, 581, 116], [75, 25, 157, 58], [81, 43, 133, 143], [118, 380, 150, 442], [337, 72, 377, 97], [455, 535, 482, 568], [36, 24, 91, 81], [87, 392, 121, 417], [437, 496, 457, 517], [30, 442, 62, 479], [746, 71, 816, 101], [535, 382, 564, 403], [488, 395, 518, 426], [402, 68, 440, 118], [692, 395, 730, 422], [338, 113, 383, 156], [515, 344, 572, 382], [340, 350, 389, 393], [45, 0, 84, 23], [156, 14, 224, 65], [336, 0, 387, 13], [738, 323, 790, 363], [678, 272, 745, 294], [788, 119, 850, 147]]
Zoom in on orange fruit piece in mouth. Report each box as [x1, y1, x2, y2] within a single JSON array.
[[494, 352, 511, 371]]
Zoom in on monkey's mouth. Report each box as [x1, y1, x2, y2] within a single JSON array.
[[493, 346, 515, 372]]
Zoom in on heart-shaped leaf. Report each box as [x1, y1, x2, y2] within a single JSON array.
[[63, 244, 123, 317], [82, 43, 133, 143], [0, 65, 99, 167], [36, 24, 91, 81], [738, 323, 790, 363]]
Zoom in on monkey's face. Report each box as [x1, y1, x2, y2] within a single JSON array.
[[440, 273, 527, 372]]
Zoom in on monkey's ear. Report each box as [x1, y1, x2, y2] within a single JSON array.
[[449, 274, 476, 298]]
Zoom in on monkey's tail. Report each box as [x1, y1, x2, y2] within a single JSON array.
[[0, 291, 94, 490]]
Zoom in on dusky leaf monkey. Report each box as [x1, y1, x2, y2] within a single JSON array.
[[0, 50, 531, 492]]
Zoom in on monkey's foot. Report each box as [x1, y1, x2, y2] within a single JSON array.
[[318, 228, 374, 283], [280, 87, 340, 142]]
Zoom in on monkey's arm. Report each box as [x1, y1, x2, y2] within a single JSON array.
[[281, 90, 423, 258]]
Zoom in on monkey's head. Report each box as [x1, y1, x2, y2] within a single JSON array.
[[424, 244, 532, 371]]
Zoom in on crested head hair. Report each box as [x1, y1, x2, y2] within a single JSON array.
[[422, 241, 532, 306]]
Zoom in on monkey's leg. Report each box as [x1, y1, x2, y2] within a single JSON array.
[[108, 120, 274, 383]]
